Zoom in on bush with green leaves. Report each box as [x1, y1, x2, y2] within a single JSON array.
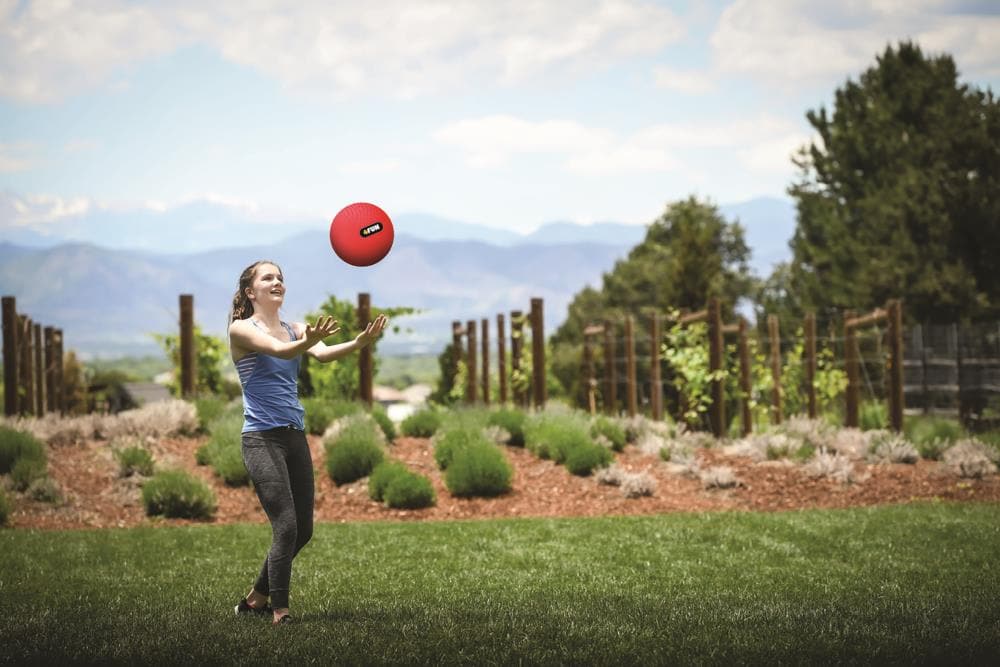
[[0, 486, 10, 526], [433, 428, 487, 470], [141, 470, 216, 520], [384, 472, 436, 509], [487, 407, 527, 446], [444, 441, 513, 497], [193, 396, 228, 432], [197, 412, 248, 485], [27, 477, 61, 503], [905, 417, 965, 460], [0, 426, 46, 474], [302, 398, 363, 435], [590, 416, 626, 452], [324, 416, 385, 485], [369, 403, 397, 442], [564, 441, 613, 476], [524, 412, 592, 463], [368, 460, 409, 501], [11, 456, 48, 492], [401, 408, 444, 438], [113, 443, 155, 477], [860, 401, 888, 431]]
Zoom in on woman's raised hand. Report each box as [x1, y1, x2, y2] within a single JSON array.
[[355, 314, 389, 347], [305, 315, 339, 343]]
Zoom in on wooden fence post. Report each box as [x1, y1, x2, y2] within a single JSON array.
[[358, 293, 373, 406], [44, 326, 55, 412], [603, 319, 616, 415], [738, 317, 752, 437], [845, 310, 859, 428], [481, 318, 489, 405], [54, 328, 64, 414], [511, 310, 524, 406], [625, 315, 637, 417], [19, 316, 34, 416], [708, 298, 725, 437], [179, 294, 195, 398], [466, 319, 477, 404], [583, 331, 596, 415], [497, 314, 507, 404], [530, 298, 546, 409], [768, 314, 782, 425], [33, 323, 43, 415], [650, 314, 663, 421], [888, 299, 904, 432], [805, 312, 817, 419], [2, 296, 17, 417]]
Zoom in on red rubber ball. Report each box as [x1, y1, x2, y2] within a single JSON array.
[[329, 202, 394, 267]]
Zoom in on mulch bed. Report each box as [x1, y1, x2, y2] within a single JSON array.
[[8, 434, 1000, 530]]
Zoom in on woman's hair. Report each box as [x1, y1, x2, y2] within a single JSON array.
[[229, 260, 283, 324]]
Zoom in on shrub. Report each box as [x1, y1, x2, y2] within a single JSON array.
[[621, 472, 656, 498], [433, 428, 487, 470], [401, 408, 443, 438], [700, 466, 740, 489], [113, 444, 155, 477], [369, 460, 410, 502], [11, 456, 47, 491], [27, 477, 61, 503], [104, 399, 200, 440], [905, 417, 965, 460], [564, 442, 613, 476], [868, 432, 919, 464], [943, 439, 999, 479], [591, 416, 626, 452], [0, 426, 46, 474], [325, 418, 385, 485], [524, 414, 591, 463], [859, 401, 888, 431], [444, 441, 513, 497], [596, 464, 625, 486], [142, 470, 216, 519], [303, 398, 362, 435], [213, 444, 250, 486], [805, 449, 860, 484], [384, 472, 436, 509], [487, 408, 527, 446], [370, 403, 397, 443], [193, 396, 228, 432], [0, 486, 10, 525]]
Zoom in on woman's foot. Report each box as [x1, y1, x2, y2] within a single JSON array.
[[235, 588, 272, 616], [272, 608, 291, 625]]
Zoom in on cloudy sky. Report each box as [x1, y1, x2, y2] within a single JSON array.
[[2, 0, 998, 235]]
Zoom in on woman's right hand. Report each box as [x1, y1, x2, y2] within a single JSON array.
[[304, 315, 339, 344]]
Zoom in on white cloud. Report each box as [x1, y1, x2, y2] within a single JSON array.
[[0, 0, 182, 103], [434, 113, 813, 176], [0, 192, 92, 226], [652, 65, 715, 94], [0, 141, 41, 172], [711, 0, 1000, 87], [0, 0, 684, 103], [336, 158, 403, 175]]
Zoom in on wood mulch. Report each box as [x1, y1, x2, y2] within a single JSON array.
[[7, 434, 1000, 530]]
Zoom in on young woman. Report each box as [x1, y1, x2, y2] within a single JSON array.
[[227, 259, 387, 625]]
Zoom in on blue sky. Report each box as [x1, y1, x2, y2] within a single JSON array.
[[2, 0, 998, 236]]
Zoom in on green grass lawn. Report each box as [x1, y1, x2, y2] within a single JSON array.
[[2, 503, 999, 664]]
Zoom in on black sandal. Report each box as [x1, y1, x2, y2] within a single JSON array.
[[234, 598, 272, 616], [273, 615, 293, 625]]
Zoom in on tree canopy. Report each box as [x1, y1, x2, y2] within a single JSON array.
[[787, 41, 1000, 323]]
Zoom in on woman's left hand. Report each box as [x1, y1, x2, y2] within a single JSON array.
[[355, 314, 389, 347]]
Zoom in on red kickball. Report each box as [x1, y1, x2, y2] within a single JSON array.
[[329, 202, 395, 267]]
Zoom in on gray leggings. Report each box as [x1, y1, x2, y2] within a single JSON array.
[[241, 427, 314, 609]]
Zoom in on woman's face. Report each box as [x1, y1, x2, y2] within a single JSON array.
[[246, 263, 285, 308]]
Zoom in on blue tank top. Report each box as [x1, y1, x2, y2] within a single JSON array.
[[236, 320, 306, 433]]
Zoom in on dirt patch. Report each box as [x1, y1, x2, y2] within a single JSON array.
[[7, 435, 1000, 530]]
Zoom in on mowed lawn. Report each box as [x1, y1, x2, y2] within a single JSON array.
[[2, 503, 999, 665]]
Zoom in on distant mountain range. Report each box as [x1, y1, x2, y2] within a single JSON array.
[[0, 196, 796, 359]]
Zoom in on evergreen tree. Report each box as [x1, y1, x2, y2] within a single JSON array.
[[788, 41, 1000, 322]]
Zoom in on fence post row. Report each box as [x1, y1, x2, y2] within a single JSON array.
[[768, 314, 782, 425], [530, 298, 546, 409], [511, 310, 524, 406], [466, 318, 477, 404], [624, 315, 637, 417], [497, 314, 507, 404], [3, 295, 65, 418], [179, 294, 195, 398], [582, 323, 603, 415], [357, 293, 373, 406], [480, 318, 489, 405]]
